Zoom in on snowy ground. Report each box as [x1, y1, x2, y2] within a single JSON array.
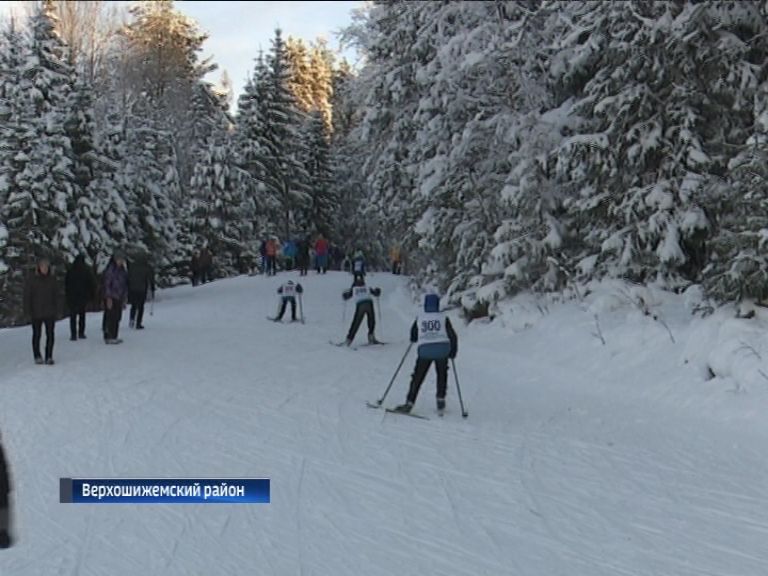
[[1, 272, 768, 575]]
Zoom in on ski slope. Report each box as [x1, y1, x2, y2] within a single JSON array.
[[1, 272, 767, 575]]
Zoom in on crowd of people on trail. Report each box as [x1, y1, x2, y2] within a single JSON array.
[[21, 251, 156, 364]]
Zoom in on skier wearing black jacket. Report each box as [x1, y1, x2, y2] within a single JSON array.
[[65, 254, 95, 340], [0, 435, 12, 548], [393, 293, 458, 415], [342, 277, 382, 345]]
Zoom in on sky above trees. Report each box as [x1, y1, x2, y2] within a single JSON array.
[[0, 0, 362, 109]]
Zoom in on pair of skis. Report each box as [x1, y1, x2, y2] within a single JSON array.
[[329, 339, 387, 351], [267, 316, 304, 324], [366, 400, 434, 420]]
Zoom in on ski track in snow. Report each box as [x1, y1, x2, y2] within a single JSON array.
[[1, 271, 767, 575]]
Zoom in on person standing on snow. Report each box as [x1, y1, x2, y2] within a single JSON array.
[[342, 276, 382, 345], [65, 254, 96, 341], [272, 279, 304, 322], [393, 293, 458, 416], [198, 247, 213, 284], [351, 250, 366, 282], [102, 253, 128, 344], [297, 236, 310, 276], [315, 234, 329, 274], [23, 257, 58, 365], [0, 435, 12, 548], [127, 252, 155, 330], [265, 237, 278, 276]]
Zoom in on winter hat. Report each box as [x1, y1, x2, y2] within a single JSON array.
[[424, 294, 440, 313]]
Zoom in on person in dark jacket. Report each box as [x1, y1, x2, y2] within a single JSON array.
[[297, 237, 310, 276], [190, 250, 200, 286], [127, 254, 155, 330], [0, 436, 12, 549], [198, 247, 213, 284], [342, 276, 382, 345], [23, 257, 58, 365], [393, 293, 458, 415], [65, 255, 95, 341], [102, 253, 128, 344]]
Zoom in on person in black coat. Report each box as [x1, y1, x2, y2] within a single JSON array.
[[342, 277, 382, 345], [23, 257, 58, 365], [127, 254, 155, 330], [65, 254, 95, 341], [0, 436, 12, 549]]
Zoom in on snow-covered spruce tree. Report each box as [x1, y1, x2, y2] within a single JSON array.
[[235, 54, 273, 241], [262, 28, 311, 240], [703, 6, 768, 303], [548, 1, 767, 290], [121, 0, 213, 192], [0, 3, 76, 325], [300, 109, 337, 238], [122, 95, 184, 280], [189, 134, 250, 275], [343, 1, 542, 296]]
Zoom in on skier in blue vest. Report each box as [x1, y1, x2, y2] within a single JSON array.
[[393, 293, 458, 415], [342, 276, 382, 345]]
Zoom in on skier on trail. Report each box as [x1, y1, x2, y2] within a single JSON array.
[[272, 280, 304, 322], [102, 252, 128, 344], [65, 254, 96, 341], [351, 250, 366, 282], [342, 276, 382, 346], [127, 252, 155, 330], [23, 256, 58, 365], [0, 434, 12, 548], [393, 293, 458, 416]]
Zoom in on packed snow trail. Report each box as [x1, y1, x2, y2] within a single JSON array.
[[1, 272, 767, 575]]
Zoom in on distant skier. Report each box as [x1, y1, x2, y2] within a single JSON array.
[[393, 293, 458, 415], [102, 252, 128, 344], [272, 280, 304, 322], [127, 252, 155, 330], [351, 250, 366, 282], [65, 254, 96, 341], [0, 434, 12, 548], [23, 256, 58, 365], [342, 276, 382, 345]]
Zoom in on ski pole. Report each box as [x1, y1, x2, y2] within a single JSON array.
[[374, 342, 413, 406], [451, 358, 468, 418], [299, 293, 305, 323], [342, 300, 347, 324], [150, 295, 154, 317], [375, 296, 383, 335]]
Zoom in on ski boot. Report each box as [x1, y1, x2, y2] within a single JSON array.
[[437, 397, 446, 417], [392, 401, 413, 414]]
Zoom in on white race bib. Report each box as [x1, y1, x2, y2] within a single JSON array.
[[418, 312, 449, 344]]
